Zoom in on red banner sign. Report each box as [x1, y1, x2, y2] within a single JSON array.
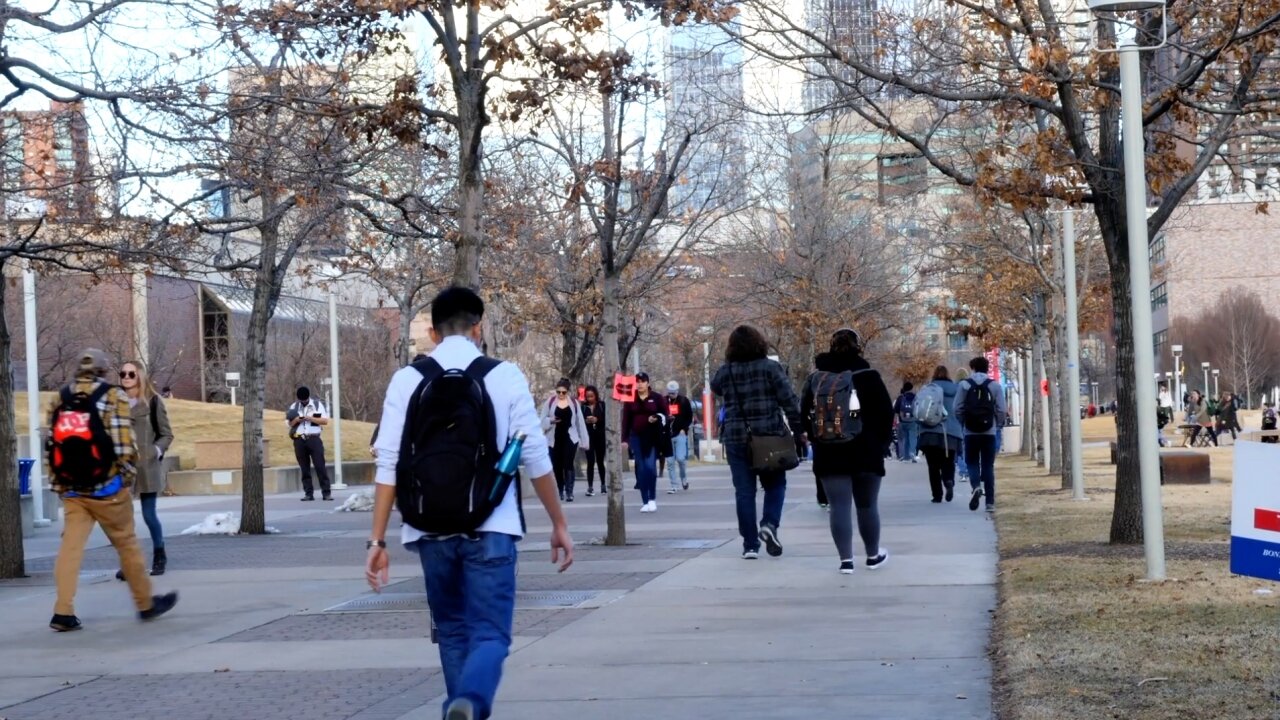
[[612, 373, 636, 403]]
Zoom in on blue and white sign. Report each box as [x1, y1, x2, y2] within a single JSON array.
[[1230, 441, 1280, 582]]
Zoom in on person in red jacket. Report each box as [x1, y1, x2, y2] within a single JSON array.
[[621, 372, 669, 513]]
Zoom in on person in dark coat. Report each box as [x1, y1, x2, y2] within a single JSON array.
[[799, 328, 893, 574]]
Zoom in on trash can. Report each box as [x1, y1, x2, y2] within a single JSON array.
[[18, 458, 34, 496]]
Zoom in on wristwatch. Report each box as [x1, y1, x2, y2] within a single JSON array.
[[366, 539, 387, 549]]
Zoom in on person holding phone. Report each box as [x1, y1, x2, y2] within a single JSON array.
[[288, 386, 332, 501]]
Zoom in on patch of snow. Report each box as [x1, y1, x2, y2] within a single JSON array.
[[334, 489, 375, 512], [181, 512, 240, 535]]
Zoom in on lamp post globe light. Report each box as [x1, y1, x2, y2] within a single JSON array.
[[1089, 0, 1167, 580]]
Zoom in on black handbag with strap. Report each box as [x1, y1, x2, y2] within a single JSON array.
[[730, 365, 799, 473]]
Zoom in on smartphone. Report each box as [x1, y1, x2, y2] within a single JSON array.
[[312, 413, 322, 418]]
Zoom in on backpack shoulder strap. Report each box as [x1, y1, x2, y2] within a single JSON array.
[[150, 395, 160, 437], [88, 382, 113, 405], [411, 357, 445, 381], [464, 355, 502, 381], [59, 385, 74, 406]]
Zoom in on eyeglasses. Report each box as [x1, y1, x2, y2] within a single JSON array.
[[556, 390, 569, 396], [120, 371, 137, 379]]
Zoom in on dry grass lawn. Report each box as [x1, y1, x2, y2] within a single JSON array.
[[992, 447, 1280, 719], [15, 392, 378, 470]]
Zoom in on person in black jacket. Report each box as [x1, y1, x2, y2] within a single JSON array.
[[581, 385, 608, 496], [664, 381, 694, 493], [800, 328, 893, 574]]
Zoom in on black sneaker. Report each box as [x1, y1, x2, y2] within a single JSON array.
[[931, 497, 942, 503], [585, 489, 595, 497], [839, 560, 855, 575], [866, 549, 890, 570], [49, 614, 82, 632], [759, 523, 783, 557], [115, 569, 125, 581], [301, 495, 315, 502], [322, 495, 333, 501], [945, 485, 954, 502], [566, 495, 574, 503], [139, 592, 179, 622], [969, 487, 983, 511], [682, 481, 689, 490]]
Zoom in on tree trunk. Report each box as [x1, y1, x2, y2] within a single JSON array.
[[452, 84, 485, 290], [601, 272, 626, 546], [396, 302, 414, 366], [0, 266, 25, 578], [1106, 244, 1144, 544], [239, 224, 283, 535], [1052, 293, 1074, 490], [1032, 321, 1049, 468], [1021, 350, 1035, 456]]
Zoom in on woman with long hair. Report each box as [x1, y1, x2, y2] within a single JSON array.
[[710, 325, 804, 560], [116, 360, 174, 577], [621, 372, 669, 512], [917, 366, 962, 503], [540, 378, 590, 502], [799, 328, 893, 573], [581, 385, 608, 496]]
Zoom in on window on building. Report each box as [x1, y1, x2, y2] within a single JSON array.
[[1154, 329, 1168, 358], [201, 291, 231, 401], [1149, 233, 1166, 265], [924, 315, 941, 330], [948, 332, 968, 350], [1151, 281, 1168, 311], [1, 116, 23, 187], [53, 117, 74, 168], [926, 334, 940, 349]]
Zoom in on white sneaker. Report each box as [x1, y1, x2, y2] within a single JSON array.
[[640, 502, 651, 513], [667, 488, 678, 494], [648, 501, 657, 512]]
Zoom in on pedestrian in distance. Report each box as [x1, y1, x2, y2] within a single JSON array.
[[954, 356, 1007, 513], [581, 385, 608, 496], [621, 372, 669, 512], [114, 359, 174, 579], [894, 382, 919, 463], [710, 325, 805, 560], [1187, 389, 1218, 447], [288, 385, 333, 501], [954, 368, 970, 483], [800, 328, 893, 574], [1262, 401, 1278, 443], [1216, 391, 1241, 441], [366, 287, 573, 720], [916, 366, 962, 504], [47, 349, 178, 632], [665, 380, 694, 493], [540, 378, 590, 503]]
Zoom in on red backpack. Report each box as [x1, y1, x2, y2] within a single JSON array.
[[47, 384, 118, 491]]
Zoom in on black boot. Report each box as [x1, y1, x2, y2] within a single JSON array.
[[150, 548, 167, 576]]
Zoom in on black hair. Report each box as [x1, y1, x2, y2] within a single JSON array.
[[584, 385, 600, 400], [901, 382, 914, 393], [725, 325, 769, 362], [431, 286, 485, 336], [969, 356, 990, 374], [297, 386, 311, 401], [829, 328, 862, 356], [555, 377, 572, 391]]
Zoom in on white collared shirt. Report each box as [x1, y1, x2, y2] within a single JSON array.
[[373, 335, 552, 543], [291, 399, 328, 436]]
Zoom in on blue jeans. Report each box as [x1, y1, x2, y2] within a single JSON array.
[[412, 533, 518, 720], [629, 438, 658, 503], [725, 443, 787, 552], [139, 492, 164, 549], [667, 433, 689, 488], [897, 421, 919, 459], [964, 434, 996, 507]]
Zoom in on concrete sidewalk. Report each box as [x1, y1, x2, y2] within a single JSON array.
[[0, 460, 995, 719]]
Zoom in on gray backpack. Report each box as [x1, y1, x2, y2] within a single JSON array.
[[916, 384, 948, 428]]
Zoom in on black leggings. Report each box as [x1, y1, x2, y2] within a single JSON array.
[[551, 440, 579, 496], [585, 436, 606, 490], [921, 446, 956, 500]]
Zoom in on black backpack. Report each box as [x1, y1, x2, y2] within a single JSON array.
[[48, 384, 118, 491], [808, 369, 871, 444], [395, 356, 508, 534], [963, 379, 998, 433]]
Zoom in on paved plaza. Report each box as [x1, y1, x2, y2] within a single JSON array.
[[2, 461, 996, 719]]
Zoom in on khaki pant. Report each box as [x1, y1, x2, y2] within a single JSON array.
[[55, 488, 152, 616]]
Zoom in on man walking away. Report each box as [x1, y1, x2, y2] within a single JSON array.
[[954, 356, 1007, 513], [894, 383, 919, 462], [47, 349, 178, 631], [366, 287, 573, 720], [665, 381, 694, 492], [288, 386, 332, 501]]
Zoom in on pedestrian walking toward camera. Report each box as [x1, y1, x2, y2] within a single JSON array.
[[917, 366, 962, 504], [800, 328, 893, 574], [621, 372, 668, 512], [894, 382, 919, 462], [710, 325, 805, 560], [954, 356, 1007, 513], [288, 386, 332, 501], [1187, 390, 1218, 447], [581, 386, 608, 496], [366, 287, 573, 720], [665, 381, 694, 493], [1217, 392, 1240, 441], [540, 378, 589, 502], [113, 360, 174, 579], [47, 349, 178, 632]]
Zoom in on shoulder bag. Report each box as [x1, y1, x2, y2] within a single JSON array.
[[731, 365, 799, 473]]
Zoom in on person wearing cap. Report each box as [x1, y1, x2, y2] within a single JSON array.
[[288, 386, 332, 501], [47, 349, 179, 632], [664, 381, 694, 493], [621, 372, 669, 512]]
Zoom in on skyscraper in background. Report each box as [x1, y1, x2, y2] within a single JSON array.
[[802, 0, 880, 112], [664, 21, 745, 214]]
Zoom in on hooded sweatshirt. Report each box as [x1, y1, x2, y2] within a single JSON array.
[[800, 351, 894, 477]]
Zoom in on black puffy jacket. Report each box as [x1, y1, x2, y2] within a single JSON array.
[[800, 352, 894, 477]]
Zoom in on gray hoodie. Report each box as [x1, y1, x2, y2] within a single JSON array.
[[953, 372, 1007, 436]]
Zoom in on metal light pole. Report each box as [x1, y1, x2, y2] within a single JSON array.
[[328, 289, 346, 490], [22, 262, 48, 527], [1059, 208, 1085, 500], [1171, 344, 1183, 408], [1092, 0, 1167, 579], [1092, 382, 1099, 407], [1201, 362, 1210, 396], [1213, 369, 1220, 398], [702, 340, 715, 461]]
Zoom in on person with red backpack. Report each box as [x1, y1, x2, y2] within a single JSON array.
[[365, 287, 573, 720], [46, 349, 178, 632], [799, 328, 893, 574], [954, 356, 1008, 513]]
